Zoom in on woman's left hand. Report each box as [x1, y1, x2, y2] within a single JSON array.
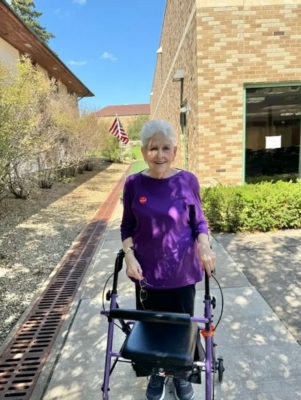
[[198, 237, 216, 277]]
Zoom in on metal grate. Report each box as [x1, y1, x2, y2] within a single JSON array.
[[0, 176, 125, 399]]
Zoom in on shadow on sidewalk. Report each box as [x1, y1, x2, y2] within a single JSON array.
[[214, 231, 301, 345]]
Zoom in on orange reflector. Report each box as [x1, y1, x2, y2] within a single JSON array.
[[201, 324, 215, 338]]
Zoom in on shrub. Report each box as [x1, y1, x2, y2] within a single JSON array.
[[202, 180, 301, 233], [101, 135, 122, 162], [246, 174, 298, 184], [0, 57, 109, 200], [129, 146, 143, 161]]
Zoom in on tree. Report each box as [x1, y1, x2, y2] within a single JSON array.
[[10, 0, 55, 44], [0, 56, 58, 198], [0, 56, 109, 199], [127, 115, 149, 140]]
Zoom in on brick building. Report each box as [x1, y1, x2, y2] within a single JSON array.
[[151, 0, 301, 185], [96, 104, 150, 131]]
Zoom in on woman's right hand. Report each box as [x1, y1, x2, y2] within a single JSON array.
[[124, 252, 144, 281]]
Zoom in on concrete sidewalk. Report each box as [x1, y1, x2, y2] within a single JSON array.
[[32, 201, 301, 400]]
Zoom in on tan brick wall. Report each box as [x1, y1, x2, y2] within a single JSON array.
[[151, 0, 301, 185], [151, 0, 199, 171], [196, 2, 301, 185], [196, 5, 244, 185]]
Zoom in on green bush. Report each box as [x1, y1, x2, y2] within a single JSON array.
[[246, 174, 298, 184], [202, 180, 301, 233]]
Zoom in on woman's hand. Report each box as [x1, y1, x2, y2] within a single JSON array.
[[124, 251, 144, 281], [198, 235, 216, 277]]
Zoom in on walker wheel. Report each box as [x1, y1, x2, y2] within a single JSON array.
[[217, 357, 225, 382]]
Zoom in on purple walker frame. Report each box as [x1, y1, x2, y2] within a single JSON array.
[[100, 249, 223, 400]]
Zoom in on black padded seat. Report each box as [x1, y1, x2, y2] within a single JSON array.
[[121, 321, 199, 366]]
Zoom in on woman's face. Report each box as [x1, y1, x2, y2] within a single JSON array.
[[141, 132, 177, 177]]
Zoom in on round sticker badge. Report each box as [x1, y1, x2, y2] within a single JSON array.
[[139, 196, 147, 204]]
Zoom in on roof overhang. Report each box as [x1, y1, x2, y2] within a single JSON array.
[[0, 0, 94, 97]]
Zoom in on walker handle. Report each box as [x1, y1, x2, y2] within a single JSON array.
[[112, 249, 124, 293]]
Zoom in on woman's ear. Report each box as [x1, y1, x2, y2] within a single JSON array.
[[141, 147, 146, 161], [173, 146, 178, 160]]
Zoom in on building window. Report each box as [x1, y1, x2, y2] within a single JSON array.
[[245, 86, 301, 179]]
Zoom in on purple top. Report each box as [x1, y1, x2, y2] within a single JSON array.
[[120, 170, 209, 289]]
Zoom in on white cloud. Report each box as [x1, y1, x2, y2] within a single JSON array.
[[68, 60, 87, 66], [101, 52, 117, 61], [54, 8, 63, 17], [73, 0, 87, 4]]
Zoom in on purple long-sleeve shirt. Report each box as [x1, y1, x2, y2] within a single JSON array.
[[120, 170, 208, 289]]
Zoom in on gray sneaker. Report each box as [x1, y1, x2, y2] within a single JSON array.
[[174, 378, 194, 400], [145, 375, 165, 400]]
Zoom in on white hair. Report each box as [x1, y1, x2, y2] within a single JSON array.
[[140, 119, 177, 148]]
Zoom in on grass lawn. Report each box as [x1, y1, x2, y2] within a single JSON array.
[[129, 146, 143, 161], [127, 160, 147, 176]]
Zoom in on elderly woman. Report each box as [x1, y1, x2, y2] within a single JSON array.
[[121, 119, 215, 400]]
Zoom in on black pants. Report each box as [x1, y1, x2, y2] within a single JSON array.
[[135, 284, 196, 316]]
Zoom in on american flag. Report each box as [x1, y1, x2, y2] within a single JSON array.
[[109, 116, 129, 144]]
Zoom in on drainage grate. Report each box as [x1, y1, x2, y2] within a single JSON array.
[[0, 176, 125, 399]]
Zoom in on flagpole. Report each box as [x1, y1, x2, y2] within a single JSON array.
[[116, 114, 124, 164], [109, 114, 129, 164]]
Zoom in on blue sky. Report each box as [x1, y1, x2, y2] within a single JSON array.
[[34, 0, 166, 111]]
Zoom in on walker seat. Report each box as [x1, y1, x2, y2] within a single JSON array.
[[110, 309, 201, 378]]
